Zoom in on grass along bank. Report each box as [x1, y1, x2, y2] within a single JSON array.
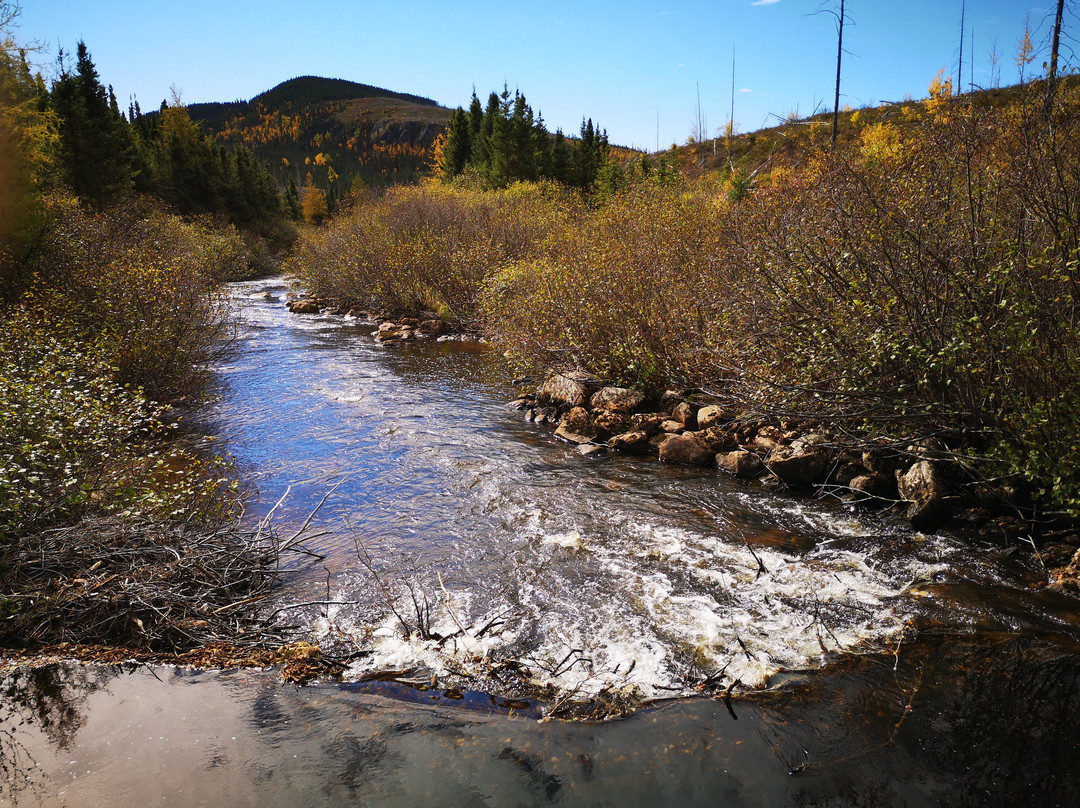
[[288, 80, 1080, 541]]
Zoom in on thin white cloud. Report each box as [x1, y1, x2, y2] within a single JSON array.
[[752, 0, 781, 6], [738, 87, 753, 93]]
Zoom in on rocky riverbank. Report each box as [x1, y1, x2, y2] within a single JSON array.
[[285, 298, 1080, 595], [512, 371, 1080, 593]]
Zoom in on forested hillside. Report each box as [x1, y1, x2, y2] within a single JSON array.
[[189, 76, 453, 206]]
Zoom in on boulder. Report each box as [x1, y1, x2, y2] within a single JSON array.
[[418, 319, 448, 336], [848, 472, 895, 505], [507, 398, 533, 411], [559, 406, 595, 436], [695, 426, 739, 453], [590, 387, 646, 413], [896, 459, 951, 531], [765, 435, 831, 485], [696, 405, 728, 431], [538, 373, 602, 409], [752, 426, 784, 454], [592, 410, 630, 438], [578, 444, 607, 457], [608, 431, 651, 454], [672, 401, 698, 429], [716, 451, 765, 478], [630, 413, 666, 436], [659, 434, 714, 466], [661, 419, 686, 434], [288, 300, 320, 314]]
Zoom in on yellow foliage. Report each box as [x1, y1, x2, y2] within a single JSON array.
[[859, 122, 904, 165], [926, 68, 953, 115]]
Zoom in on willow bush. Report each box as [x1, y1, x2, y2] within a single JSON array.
[[289, 180, 582, 322], [19, 193, 245, 401], [1, 193, 243, 541]]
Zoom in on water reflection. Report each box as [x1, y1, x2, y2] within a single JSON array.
[[3, 637, 1079, 807]]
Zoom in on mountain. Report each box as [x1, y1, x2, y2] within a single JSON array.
[[187, 76, 453, 196]]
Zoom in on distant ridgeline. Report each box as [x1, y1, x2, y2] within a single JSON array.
[[188, 76, 453, 201]]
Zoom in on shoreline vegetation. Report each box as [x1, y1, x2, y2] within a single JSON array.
[[1, 20, 308, 662], [289, 77, 1080, 583]]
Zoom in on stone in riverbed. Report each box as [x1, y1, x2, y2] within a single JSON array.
[[553, 423, 595, 445], [630, 413, 665, 436], [716, 450, 765, 478], [694, 426, 738, 453], [848, 472, 895, 506], [896, 459, 951, 531], [288, 299, 320, 314], [696, 405, 728, 431], [659, 434, 714, 466], [672, 401, 698, 429], [765, 434, 831, 485], [608, 431, 651, 454], [559, 406, 595, 436], [538, 372, 602, 409], [418, 319, 448, 336], [590, 387, 646, 413]]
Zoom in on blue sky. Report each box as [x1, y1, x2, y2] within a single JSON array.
[[12, 1, 1073, 150]]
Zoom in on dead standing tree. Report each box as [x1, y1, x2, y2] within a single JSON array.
[[814, 0, 848, 150]]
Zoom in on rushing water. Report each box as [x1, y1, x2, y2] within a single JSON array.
[[3, 277, 1080, 806]]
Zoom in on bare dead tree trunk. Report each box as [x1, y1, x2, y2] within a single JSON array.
[[831, 0, 845, 150], [1046, 0, 1066, 116]]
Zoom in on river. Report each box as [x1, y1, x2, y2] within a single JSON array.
[[2, 277, 1079, 806]]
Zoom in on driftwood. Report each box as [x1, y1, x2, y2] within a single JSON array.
[[0, 514, 295, 651]]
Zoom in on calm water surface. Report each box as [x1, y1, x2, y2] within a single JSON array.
[[2, 278, 1079, 806]]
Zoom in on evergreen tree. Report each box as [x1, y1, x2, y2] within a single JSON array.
[[438, 106, 472, 179], [51, 41, 133, 202]]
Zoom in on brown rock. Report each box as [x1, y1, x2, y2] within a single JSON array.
[[661, 419, 685, 434], [590, 387, 646, 413], [659, 434, 714, 466], [554, 423, 595, 445], [538, 372, 602, 408], [608, 431, 651, 454], [418, 319, 448, 336], [559, 406, 595, 436], [766, 436, 831, 485], [696, 405, 728, 431], [695, 426, 739, 453], [752, 426, 784, 454], [896, 459, 951, 531], [716, 451, 765, 478], [288, 300, 321, 314], [630, 413, 665, 436], [848, 473, 895, 505], [672, 402, 698, 429], [592, 410, 629, 438]]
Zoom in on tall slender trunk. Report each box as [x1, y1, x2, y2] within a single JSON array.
[[1046, 0, 1066, 116], [831, 0, 845, 150]]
